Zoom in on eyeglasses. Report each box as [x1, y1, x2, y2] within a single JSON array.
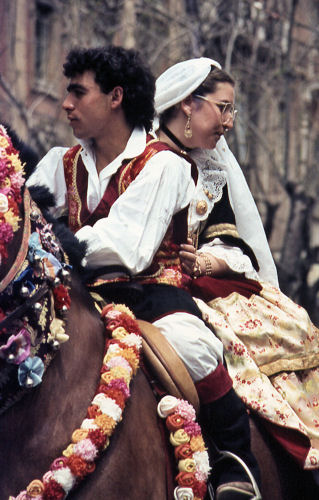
[[194, 94, 237, 121]]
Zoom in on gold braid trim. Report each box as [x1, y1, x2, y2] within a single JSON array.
[[260, 352, 319, 377], [118, 138, 160, 196], [71, 147, 83, 231], [202, 222, 240, 240]]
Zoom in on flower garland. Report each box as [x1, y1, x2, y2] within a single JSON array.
[[0, 124, 25, 265], [10, 304, 210, 499], [9, 303, 143, 500], [157, 395, 211, 500]]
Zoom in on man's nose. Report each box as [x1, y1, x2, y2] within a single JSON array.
[[62, 95, 75, 110]]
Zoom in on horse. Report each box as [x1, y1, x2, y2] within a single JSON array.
[[0, 125, 318, 500], [0, 181, 169, 499]]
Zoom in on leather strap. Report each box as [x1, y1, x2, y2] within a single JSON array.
[[137, 319, 200, 414]]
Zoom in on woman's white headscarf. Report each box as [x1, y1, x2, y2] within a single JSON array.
[[155, 58, 279, 287]]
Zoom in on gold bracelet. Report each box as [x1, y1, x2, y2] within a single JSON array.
[[202, 253, 214, 276], [192, 256, 201, 278]]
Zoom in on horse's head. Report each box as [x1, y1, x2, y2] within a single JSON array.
[[0, 124, 73, 414]]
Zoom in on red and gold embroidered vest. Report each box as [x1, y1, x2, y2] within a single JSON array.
[[63, 137, 197, 287]]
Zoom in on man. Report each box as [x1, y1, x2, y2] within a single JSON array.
[[27, 46, 260, 499]]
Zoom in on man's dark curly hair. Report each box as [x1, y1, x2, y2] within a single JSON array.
[[63, 46, 155, 132]]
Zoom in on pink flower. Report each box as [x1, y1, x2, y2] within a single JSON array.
[[175, 400, 196, 422], [184, 421, 202, 437], [73, 438, 98, 461], [10, 171, 25, 191], [0, 221, 13, 242], [106, 355, 132, 373], [106, 378, 130, 399]]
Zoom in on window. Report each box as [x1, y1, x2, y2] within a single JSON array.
[[35, 1, 53, 82]]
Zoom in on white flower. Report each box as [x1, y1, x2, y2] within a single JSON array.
[[0, 193, 8, 213], [81, 418, 98, 430], [106, 343, 122, 355], [120, 333, 143, 349], [174, 486, 194, 500], [193, 450, 211, 480], [93, 393, 122, 422], [157, 395, 179, 418], [52, 467, 76, 492]]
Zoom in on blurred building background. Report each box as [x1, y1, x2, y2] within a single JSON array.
[[1, 0, 319, 319]]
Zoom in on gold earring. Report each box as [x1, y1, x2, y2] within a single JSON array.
[[184, 114, 192, 139]]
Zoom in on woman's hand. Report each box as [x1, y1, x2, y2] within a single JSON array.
[[180, 238, 232, 278], [179, 238, 198, 276]]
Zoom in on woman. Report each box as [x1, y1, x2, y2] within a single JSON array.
[[154, 57, 319, 478]]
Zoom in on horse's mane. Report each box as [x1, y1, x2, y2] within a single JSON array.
[[28, 184, 87, 274]]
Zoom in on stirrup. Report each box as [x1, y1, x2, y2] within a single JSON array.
[[213, 449, 262, 500]]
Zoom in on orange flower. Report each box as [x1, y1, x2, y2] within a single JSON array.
[[120, 347, 139, 374], [26, 479, 44, 496], [67, 455, 88, 479], [175, 471, 196, 488], [95, 414, 116, 435], [87, 404, 102, 419], [190, 435, 206, 452], [166, 413, 185, 431], [72, 428, 88, 443], [174, 443, 193, 460]]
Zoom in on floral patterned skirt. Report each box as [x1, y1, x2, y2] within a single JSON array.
[[192, 279, 319, 469]]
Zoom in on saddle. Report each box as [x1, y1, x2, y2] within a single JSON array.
[[137, 319, 200, 414]]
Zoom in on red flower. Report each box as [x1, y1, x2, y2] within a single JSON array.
[[43, 479, 65, 500], [174, 444, 193, 460], [67, 455, 88, 479], [117, 314, 140, 334], [193, 480, 207, 498], [104, 388, 125, 409], [166, 413, 185, 431], [88, 429, 108, 450], [87, 404, 101, 419], [176, 471, 196, 488]]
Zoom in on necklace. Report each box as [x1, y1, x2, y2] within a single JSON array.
[[161, 124, 193, 154]]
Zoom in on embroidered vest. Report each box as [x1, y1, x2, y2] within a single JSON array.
[[63, 137, 197, 287]]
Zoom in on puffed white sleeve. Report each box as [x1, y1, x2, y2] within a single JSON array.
[[76, 151, 195, 274], [26, 147, 68, 218]]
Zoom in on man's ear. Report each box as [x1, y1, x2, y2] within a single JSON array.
[[110, 86, 124, 108], [180, 95, 193, 116]]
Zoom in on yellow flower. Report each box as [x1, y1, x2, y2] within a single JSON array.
[[101, 365, 131, 386], [72, 428, 88, 443], [190, 435, 206, 452], [0, 136, 9, 148], [178, 458, 196, 473], [63, 443, 75, 457], [170, 429, 190, 446], [113, 304, 136, 318], [120, 347, 139, 374], [26, 479, 44, 497], [8, 152, 23, 172], [4, 209, 20, 232], [95, 414, 116, 435], [112, 326, 128, 339]]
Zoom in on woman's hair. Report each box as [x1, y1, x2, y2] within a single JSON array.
[[159, 66, 235, 126], [63, 46, 155, 132]]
